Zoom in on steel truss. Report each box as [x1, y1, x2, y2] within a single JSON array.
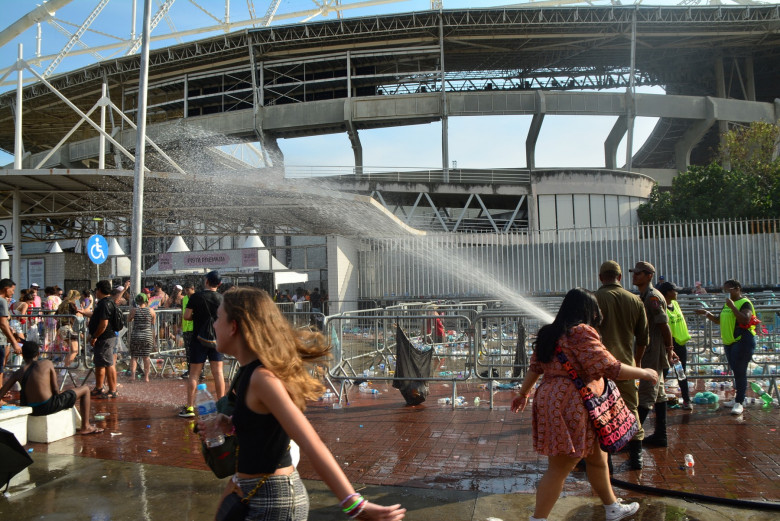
[[370, 190, 529, 233], [2, 6, 778, 156], [0, 5, 778, 245]]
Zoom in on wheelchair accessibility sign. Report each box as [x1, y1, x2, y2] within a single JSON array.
[[87, 234, 108, 264]]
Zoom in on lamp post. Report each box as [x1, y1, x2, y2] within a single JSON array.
[[130, 0, 152, 298]]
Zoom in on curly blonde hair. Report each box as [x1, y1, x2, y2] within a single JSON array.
[[221, 286, 330, 411]]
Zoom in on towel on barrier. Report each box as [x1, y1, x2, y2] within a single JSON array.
[[393, 326, 432, 405]]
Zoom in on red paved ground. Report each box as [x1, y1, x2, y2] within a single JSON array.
[[15, 374, 780, 503]]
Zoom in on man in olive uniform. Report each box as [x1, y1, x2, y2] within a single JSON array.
[[630, 261, 677, 448], [596, 261, 649, 470]]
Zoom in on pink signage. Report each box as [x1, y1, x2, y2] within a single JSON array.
[[158, 253, 172, 271], [242, 249, 258, 268], [182, 252, 232, 267]]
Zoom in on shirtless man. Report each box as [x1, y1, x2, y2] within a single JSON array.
[[0, 341, 102, 434]]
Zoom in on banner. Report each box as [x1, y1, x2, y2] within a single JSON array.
[[158, 249, 280, 272]]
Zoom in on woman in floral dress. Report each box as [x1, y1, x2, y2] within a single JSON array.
[[512, 288, 658, 521]]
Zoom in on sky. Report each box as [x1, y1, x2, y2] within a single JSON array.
[[1, 0, 761, 171]]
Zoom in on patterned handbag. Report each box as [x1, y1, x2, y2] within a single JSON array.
[[555, 346, 638, 454]]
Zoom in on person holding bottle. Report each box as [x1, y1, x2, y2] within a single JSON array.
[[695, 279, 757, 416], [656, 281, 692, 410], [199, 287, 405, 521], [511, 288, 658, 521]]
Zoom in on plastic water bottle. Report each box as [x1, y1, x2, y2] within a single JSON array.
[[195, 383, 224, 448], [750, 382, 773, 406], [684, 454, 694, 467], [358, 383, 378, 394], [673, 361, 686, 381]]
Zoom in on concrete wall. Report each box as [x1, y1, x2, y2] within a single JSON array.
[[326, 235, 360, 314], [531, 169, 654, 230]]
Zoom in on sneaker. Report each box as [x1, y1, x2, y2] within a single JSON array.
[[682, 402, 693, 410], [722, 400, 736, 408], [604, 499, 640, 521], [731, 402, 744, 415], [178, 406, 195, 418], [179, 371, 189, 379]]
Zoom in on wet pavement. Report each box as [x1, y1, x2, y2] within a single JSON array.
[[2, 373, 779, 520]]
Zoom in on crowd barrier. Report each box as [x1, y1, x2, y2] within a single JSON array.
[[324, 294, 780, 409], [6, 294, 777, 408]]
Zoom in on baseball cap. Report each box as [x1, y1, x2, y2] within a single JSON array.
[[174, 284, 182, 290], [205, 270, 221, 286], [629, 261, 656, 274], [599, 260, 621, 276], [656, 281, 681, 294], [30, 283, 39, 288], [695, 281, 702, 286]]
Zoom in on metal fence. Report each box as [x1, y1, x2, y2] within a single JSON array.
[[7, 294, 777, 408], [324, 294, 780, 408], [359, 219, 780, 297]]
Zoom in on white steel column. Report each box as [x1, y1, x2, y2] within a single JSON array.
[[99, 82, 106, 169], [439, 10, 449, 183], [12, 190, 20, 295], [130, 0, 152, 297], [14, 44, 23, 170], [625, 10, 637, 173]]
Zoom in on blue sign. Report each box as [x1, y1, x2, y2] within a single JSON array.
[[87, 234, 108, 265]]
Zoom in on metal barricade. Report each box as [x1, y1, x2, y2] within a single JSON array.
[[5, 313, 89, 389], [469, 295, 780, 408], [145, 308, 187, 378], [325, 308, 474, 407]]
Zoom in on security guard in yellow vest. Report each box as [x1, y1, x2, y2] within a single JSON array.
[[695, 279, 757, 416]]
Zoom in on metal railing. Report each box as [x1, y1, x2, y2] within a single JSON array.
[[7, 296, 776, 408], [322, 295, 779, 409]]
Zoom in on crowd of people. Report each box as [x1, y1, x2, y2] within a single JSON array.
[[0, 262, 760, 521]]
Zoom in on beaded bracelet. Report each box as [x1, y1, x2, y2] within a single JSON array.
[[339, 493, 361, 508], [342, 496, 365, 515]]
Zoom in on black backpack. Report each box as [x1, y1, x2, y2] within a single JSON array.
[[195, 291, 221, 347], [108, 301, 125, 333]]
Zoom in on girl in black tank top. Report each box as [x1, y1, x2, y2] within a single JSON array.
[[200, 287, 406, 521]]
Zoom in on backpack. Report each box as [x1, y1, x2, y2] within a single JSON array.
[[196, 318, 217, 347], [108, 301, 125, 333], [195, 291, 221, 348]]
